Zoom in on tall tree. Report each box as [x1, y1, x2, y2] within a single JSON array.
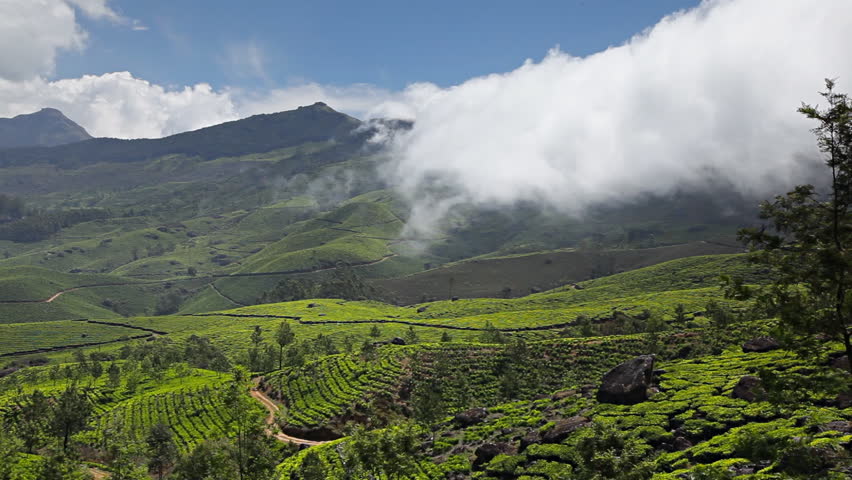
[[738, 79, 852, 371], [50, 385, 92, 452], [275, 322, 296, 370], [9, 389, 51, 453], [146, 423, 177, 480]]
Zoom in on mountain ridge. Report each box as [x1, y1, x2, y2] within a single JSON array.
[[0, 102, 367, 168], [0, 107, 92, 148]]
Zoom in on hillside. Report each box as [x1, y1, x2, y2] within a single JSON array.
[[0, 102, 364, 169], [0, 108, 91, 148], [1, 251, 848, 479], [3, 101, 843, 480]]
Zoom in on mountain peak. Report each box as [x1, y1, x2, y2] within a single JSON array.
[[0, 108, 92, 148]]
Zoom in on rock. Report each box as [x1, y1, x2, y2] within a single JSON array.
[[530, 287, 542, 294], [551, 389, 576, 401], [834, 392, 852, 409], [451, 296, 459, 301], [673, 436, 693, 451], [541, 416, 590, 443], [389, 337, 406, 345], [732, 375, 765, 402], [473, 442, 514, 467], [830, 354, 849, 371], [742, 336, 781, 353], [453, 407, 488, 427], [596, 355, 656, 404], [417, 306, 428, 313], [307, 303, 320, 308], [819, 420, 852, 433], [519, 430, 541, 451]]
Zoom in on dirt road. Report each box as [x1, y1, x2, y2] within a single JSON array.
[[249, 387, 326, 447]]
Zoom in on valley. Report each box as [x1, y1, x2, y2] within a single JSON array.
[[0, 98, 848, 480]]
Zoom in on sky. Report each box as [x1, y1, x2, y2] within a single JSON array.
[[60, 1, 701, 92], [0, 0, 701, 138], [3, 0, 852, 234]]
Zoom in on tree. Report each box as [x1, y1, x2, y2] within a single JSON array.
[[573, 422, 655, 480], [107, 362, 122, 388], [89, 360, 103, 384], [101, 417, 148, 480], [221, 368, 277, 480], [172, 439, 238, 480], [737, 80, 852, 372], [9, 389, 51, 453], [250, 326, 263, 347], [37, 452, 90, 480], [403, 326, 419, 344], [50, 385, 92, 452], [146, 423, 177, 480], [342, 422, 422, 479], [0, 428, 22, 480], [479, 321, 506, 344], [369, 325, 382, 338], [298, 449, 327, 480], [275, 322, 296, 370]]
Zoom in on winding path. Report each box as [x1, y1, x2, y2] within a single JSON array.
[[250, 384, 327, 447]]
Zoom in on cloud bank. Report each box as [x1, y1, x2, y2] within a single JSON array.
[[381, 0, 852, 235], [2, 0, 852, 237], [0, 0, 396, 138]]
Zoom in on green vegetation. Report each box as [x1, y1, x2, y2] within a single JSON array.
[[1, 91, 849, 479]]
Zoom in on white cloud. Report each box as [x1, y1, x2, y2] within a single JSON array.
[[0, 0, 87, 81], [0, 73, 401, 138], [66, 0, 122, 22], [379, 0, 852, 236], [0, 0, 139, 81], [0, 73, 239, 138], [1, 0, 851, 246]]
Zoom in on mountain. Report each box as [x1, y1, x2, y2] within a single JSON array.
[[0, 108, 92, 148], [0, 102, 366, 168]]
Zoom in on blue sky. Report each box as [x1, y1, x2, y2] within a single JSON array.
[[61, 0, 701, 91]]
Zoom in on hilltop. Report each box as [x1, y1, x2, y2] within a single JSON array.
[[0, 108, 92, 148]]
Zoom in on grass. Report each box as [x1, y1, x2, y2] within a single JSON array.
[[0, 320, 145, 356], [0, 253, 760, 361], [374, 242, 747, 304]]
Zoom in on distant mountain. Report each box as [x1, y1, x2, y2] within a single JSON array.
[[0, 108, 92, 148], [0, 102, 368, 168]]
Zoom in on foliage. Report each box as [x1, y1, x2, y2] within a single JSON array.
[[736, 79, 852, 370]]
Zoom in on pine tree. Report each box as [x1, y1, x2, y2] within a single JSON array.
[[737, 79, 852, 372]]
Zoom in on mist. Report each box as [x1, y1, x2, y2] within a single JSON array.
[[375, 0, 852, 236]]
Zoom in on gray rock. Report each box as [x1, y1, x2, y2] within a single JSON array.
[[453, 407, 488, 427], [732, 375, 765, 402], [742, 336, 781, 353], [473, 442, 514, 467], [596, 355, 656, 404], [541, 416, 590, 443]]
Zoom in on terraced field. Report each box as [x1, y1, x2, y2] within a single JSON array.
[[0, 254, 763, 362], [0, 319, 149, 356], [260, 326, 754, 437], [274, 344, 852, 479]]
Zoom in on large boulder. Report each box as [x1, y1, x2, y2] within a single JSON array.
[[596, 355, 656, 404], [473, 442, 515, 467], [453, 407, 488, 427], [742, 336, 780, 353], [541, 416, 590, 443], [732, 375, 766, 402]]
